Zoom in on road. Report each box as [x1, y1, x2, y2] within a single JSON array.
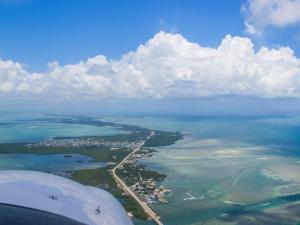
[[111, 132, 163, 225]]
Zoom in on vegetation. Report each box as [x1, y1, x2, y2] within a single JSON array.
[[71, 166, 148, 220], [144, 130, 183, 147], [116, 163, 166, 186], [0, 117, 182, 220], [0, 144, 128, 163], [71, 166, 121, 195]]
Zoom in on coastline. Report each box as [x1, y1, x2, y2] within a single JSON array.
[[0, 116, 183, 223]]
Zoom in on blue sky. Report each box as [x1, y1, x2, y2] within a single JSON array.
[[1, 0, 297, 71], [1, 0, 300, 102]]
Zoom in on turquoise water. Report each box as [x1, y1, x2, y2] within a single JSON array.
[[104, 115, 300, 149], [0, 113, 115, 177], [0, 113, 123, 143], [2, 113, 300, 224], [103, 115, 300, 225], [0, 154, 108, 173]]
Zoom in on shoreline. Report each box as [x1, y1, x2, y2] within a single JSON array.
[[0, 116, 183, 222], [111, 132, 163, 225]]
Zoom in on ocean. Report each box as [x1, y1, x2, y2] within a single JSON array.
[[1, 113, 300, 225], [106, 115, 300, 225]]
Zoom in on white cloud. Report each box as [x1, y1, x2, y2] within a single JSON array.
[[1, 31, 300, 99], [0, 60, 46, 95], [242, 0, 300, 35]]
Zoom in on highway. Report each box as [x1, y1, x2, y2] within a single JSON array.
[[111, 132, 163, 225]]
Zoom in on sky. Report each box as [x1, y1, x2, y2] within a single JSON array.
[[0, 0, 245, 70], [1, 0, 300, 109]]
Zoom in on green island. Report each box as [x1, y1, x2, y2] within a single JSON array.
[[0, 116, 183, 220]]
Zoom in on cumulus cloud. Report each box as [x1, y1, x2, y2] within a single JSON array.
[[0, 60, 46, 95], [242, 0, 300, 35], [1, 31, 300, 99]]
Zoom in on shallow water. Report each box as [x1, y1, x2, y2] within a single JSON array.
[[0, 113, 114, 175], [0, 154, 108, 173], [103, 115, 300, 225], [0, 113, 123, 143], [2, 113, 300, 224]]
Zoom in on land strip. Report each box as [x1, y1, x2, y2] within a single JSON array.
[[112, 132, 163, 225], [0, 116, 183, 222]]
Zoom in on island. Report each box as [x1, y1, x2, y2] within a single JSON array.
[[0, 116, 183, 223]]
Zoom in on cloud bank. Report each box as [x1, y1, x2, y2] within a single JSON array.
[[1, 31, 300, 100], [242, 0, 300, 35]]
